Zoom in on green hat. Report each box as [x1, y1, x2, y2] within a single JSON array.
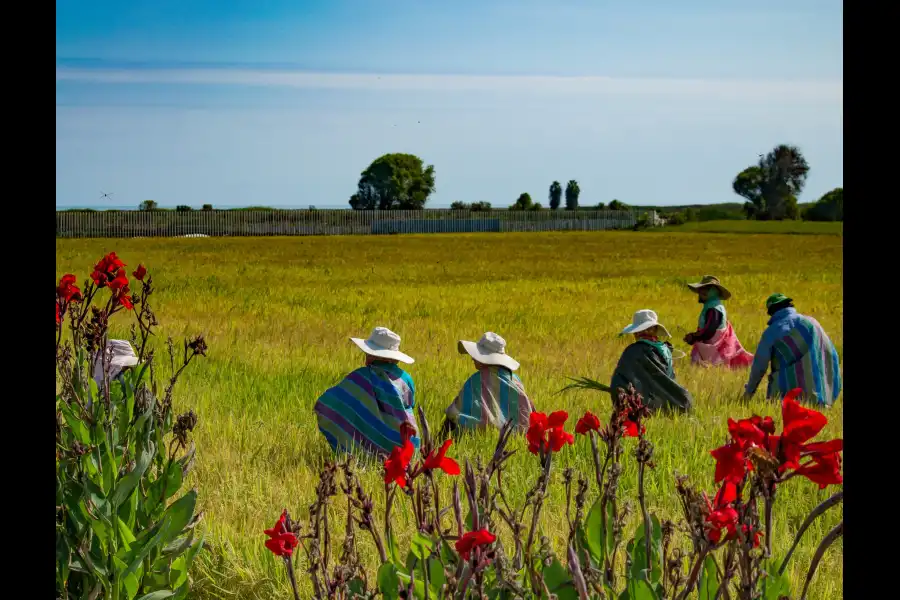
[[766, 293, 792, 309]]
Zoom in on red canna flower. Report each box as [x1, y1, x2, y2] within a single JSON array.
[[710, 442, 747, 484], [383, 439, 415, 487], [117, 293, 134, 310], [423, 439, 460, 476], [781, 389, 828, 444], [132, 264, 147, 281], [743, 524, 763, 548], [793, 452, 843, 489], [801, 439, 843, 457], [621, 417, 644, 438], [91, 252, 126, 288], [264, 510, 299, 558], [575, 411, 602, 435], [56, 302, 61, 326], [727, 417, 767, 448], [455, 529, 496, 561], [108, 268, 129, 292], [56, 274, 83, 303], [526, 411, 573, 454], [704, 481, 740, 544]]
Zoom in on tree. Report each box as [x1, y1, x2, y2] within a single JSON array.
[[549, 181, 562, 210], [349, 153, 436, 210], [803, 187, 843, 221], [450, 201, 469, 210], [202, 204, 213, 211], [138, 200, 158, 211], [511, 193, 533, 210], [470, 201, 492, 212], [176, 205, 193, 212], [732, 145, 810, 220], [608, 199, 628, 211], [595, 202, 606, 210], [565, 180, 580, 210], [529, 202, 543, 211]]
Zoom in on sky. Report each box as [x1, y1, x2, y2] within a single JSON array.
[[56, 0, 843, 209]]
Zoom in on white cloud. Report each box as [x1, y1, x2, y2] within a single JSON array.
[[56, 67, 841, 102]]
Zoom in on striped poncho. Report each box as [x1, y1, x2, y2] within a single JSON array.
[[745, 307, 842, 406], [314, 361, 420, 457], [445, 365, 534, 432]]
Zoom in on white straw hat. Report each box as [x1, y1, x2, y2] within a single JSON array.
[[457, 332, 520, 371], [350, 327, 415, 364], [619, 310, 671, 338], [92, 339, 139, 384]]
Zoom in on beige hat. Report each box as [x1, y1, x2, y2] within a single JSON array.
[[458, 332, 520, 371], [619, 309, 671, 338], [350, 327, 415, 364], [687, 275, 732, 300], [92, 339, 139, 384]]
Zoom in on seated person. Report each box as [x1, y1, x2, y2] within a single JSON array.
[[611, 310, 693, 412], [314, 327, 420, 457], [441, 332, 534, 436]]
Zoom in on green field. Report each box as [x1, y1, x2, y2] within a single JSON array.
[[55, 231, 844, 599], [657, 220, 843, 235]]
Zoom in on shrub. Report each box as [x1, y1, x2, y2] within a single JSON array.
[[265, 384, 842, 599], [56, 253, 207, 599], [666, 211, 687, 226], [176, 205, 193, 212], [202, 204, 213, 211], [470, 202, 492, 212], [450, 201, 470, 210]]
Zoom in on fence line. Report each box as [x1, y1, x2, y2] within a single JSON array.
[[55, 209, 639, 239]]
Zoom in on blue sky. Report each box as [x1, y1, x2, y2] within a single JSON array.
[[56, 0, 842, 209]]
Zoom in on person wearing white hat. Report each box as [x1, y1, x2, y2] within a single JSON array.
[[440, 332, 535, 436], [610, 310, 692, 412], [89, 339, 140, 407], [314, 327, 420, 457]]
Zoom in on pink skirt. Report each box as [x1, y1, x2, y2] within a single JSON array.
[[691, 322, 754, 368]]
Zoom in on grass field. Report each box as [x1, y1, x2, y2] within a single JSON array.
[[657, 220, 843, 235], [55, 231, 843, 599]]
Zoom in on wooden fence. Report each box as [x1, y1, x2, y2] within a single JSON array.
[[55, 209, 639, 238]]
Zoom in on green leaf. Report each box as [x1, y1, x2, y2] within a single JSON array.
[[760, 559, 791, 600], [110, 446, 154, 508], [542, 557, 578, 600], [377, 562, 401, 599], [627, 575, 660, 600], [59, 401, 90, 445], [348, 577, 367, 598], [56, 531, 71, 588], [124, 514, 172, 578], [159, 490, 197, 546], [386, 530, 404, 566], [135, 592, 175, 600], [117, 517, 137, 552], [169, 555, 188, 589], [427, 557, 445, 597], [697, 555, 718, 600], [629, 517, 663, 585], [583, 498, 614, 565]]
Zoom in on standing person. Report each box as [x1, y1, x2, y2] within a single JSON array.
[[441, 332, 535, 436], [314, 327, 420, 457], [744, 294, 842, 406], [611, 310, 693, 412], [683, 275, 754, 368], [89, 339, 139, 407]]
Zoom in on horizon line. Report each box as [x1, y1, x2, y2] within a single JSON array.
[[56, 65, 842, 100]]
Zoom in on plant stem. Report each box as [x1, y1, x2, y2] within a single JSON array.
[[284, 556, 302, 600], [764, 483, 774, 557], [637, 460, 652, 576], [676, 546, 710, 600], [799, 520, 843, 600], [779, 491, 842, 576]]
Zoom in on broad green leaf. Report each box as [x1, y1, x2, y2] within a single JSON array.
[[760, 559, 791, 600], [584, 498, 616, 566], [629, 517, 663, 585], [159, 490, 197, 546], [183, 531, 205, 569], [439, 539, 457, 566], [169, 556, 188, 589], [59, 401, 90, 445], [122, 570, 139, 600], [110, 446, 154, 508], [409, 532, 435, 561], [697, 555, 718, 600], [386, 530, 404, 566], [56, 532, 71, 588], [377, 562, 401, 599], [117, 517, 137, 552], [542, 557, 571, 591], [427, 557, 445, 597], [627, 575, 660, 600], [124, 514, 172, 578], [348, 577, 367, 598]]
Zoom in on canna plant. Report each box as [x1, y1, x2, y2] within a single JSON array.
[[267, 380, 842, 599], [56, 253, 207, 600]]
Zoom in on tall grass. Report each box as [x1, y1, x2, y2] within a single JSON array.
[[657, 220, 843, 235], [55, 231, 843, 599]]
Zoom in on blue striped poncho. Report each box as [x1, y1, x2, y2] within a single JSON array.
[[745, 307, 842, 406], [445, 365, 534, 432], [314, 361, 420, 457]]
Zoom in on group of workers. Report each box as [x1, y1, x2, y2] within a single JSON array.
[[312, 275, 842, 458], [89, 275, 842, 461]]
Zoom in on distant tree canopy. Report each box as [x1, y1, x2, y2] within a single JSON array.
[[202, 204, 213, 211], [450, 201, 492, 211], [176, 205, 193, 212], [450, 201, 468, 210], [138, 200, 158, 211], [565, 180, 580, 210], [608, 199, 628, 211], [349, 153, 436, 210], [549, 181, 562, 210], [595, 202, 606, 210], [803, 187, 843, 222], [733, 144, 809, 220], [511, 193, 533, 210]]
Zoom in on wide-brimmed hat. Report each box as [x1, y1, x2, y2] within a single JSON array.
[[92, 339, 139, 384], [458, 332, 520, 371], [686, 275, 732, 300], [620, 309, 671, 338], [766, 293, 793, 309], [351, 327, 415, 364]]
